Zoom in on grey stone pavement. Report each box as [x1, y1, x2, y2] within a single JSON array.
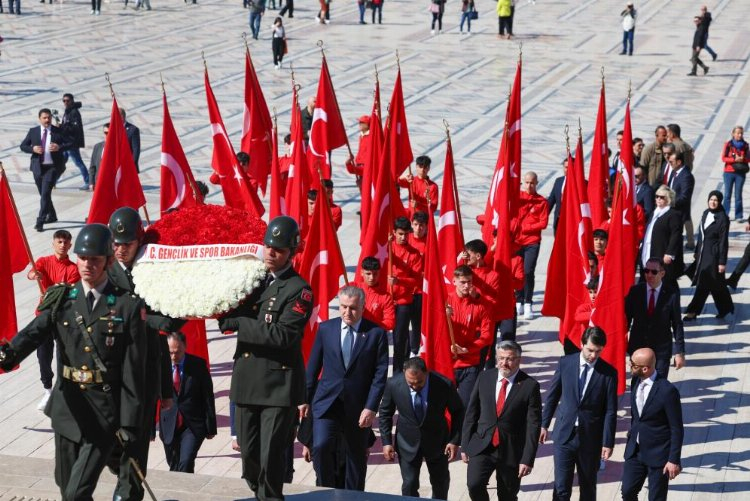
[[1, 0, 750, 499]]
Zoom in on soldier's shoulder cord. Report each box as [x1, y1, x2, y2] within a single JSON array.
[[38, 284, 74, 322]]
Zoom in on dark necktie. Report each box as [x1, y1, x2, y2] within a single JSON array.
[[647, 288, 656, 316], [342, 326, 354, 368], [579, 364, 590, 400], [492, 378, 509, 447], [40, 128, 48, 158], [668, 171, 675, 187], [86, 291, 95, 313], [413, 391, 425, 423]]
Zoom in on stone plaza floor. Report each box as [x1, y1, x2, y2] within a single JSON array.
[[1, 0, 749, 499]]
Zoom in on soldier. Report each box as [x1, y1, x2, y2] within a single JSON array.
[[219, 215, 313, 500], [107, 206, 185, 501], [0, 224, 147, 501]]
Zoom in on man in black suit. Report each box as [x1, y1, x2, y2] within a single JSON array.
[[218, 216, 313, 500], [462, 340, 541, 501], [622, 348, 684, 501], [119, 108, 141, 172], [88, 123, 108, 190], [634, 166, 656, 223], [379, 357, 464, 499], [540, 327, 618, 501], [19, 108, 72, 232], [547, 158, 567, 234], [304, 285, 389, 491], [667, 151, 695, 249], [626, 257, 685, 379], [159, 332, 217, 472]]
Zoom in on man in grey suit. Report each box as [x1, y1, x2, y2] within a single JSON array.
[[379, 357, 464, 499], [88, 123, 108, 190]]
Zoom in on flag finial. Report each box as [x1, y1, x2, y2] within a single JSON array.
[[443, 119, 450, 141], [564, 124, 570, 154], [518, 42, 522, 62], [374, 63, 379, 82], [242, 32, 250, 54], [578, 117, 583, 139], [317, 39, 325, 57], [160, 73, 165, 95], [290, 61, 296, 87], [201, 51, 208, 72], [600, 66, 605, 86], [627, 80, 632, 101], [104, 73, 115, 99], [396, 50, 401, 70]]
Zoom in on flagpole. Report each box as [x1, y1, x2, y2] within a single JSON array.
[[316, 167, 349, 286], [0, 163, 43, 295], [374, 65, 382, 122]]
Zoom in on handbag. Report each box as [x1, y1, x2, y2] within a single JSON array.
[[732, 162, 749, 174], [283, 39, 288, 55], [469, 10, 478, 20], [429, 3, 440, 14]]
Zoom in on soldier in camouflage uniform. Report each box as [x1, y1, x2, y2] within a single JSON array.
[[0, 224, 147, 501]]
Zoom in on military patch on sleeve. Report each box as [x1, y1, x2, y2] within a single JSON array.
[[292, 300, 309, 315], [300, 288, 313, 302]]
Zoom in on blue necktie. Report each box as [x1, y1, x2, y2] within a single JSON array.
[[413, 391, 424, 423], [579, 364, 590, 400]]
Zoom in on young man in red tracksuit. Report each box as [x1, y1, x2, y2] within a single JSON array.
[[514, 171, 549, 320], [398, 155, 439, 216], [355, 256, 396, 331], [407, 211, 428, 356], [446, 265, 493, 407], [389, 216, 424, 373], [347, 115, 371, 191]]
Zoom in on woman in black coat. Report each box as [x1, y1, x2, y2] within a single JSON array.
[[640, 185, 684, 288], [684, 190, 733, 319]]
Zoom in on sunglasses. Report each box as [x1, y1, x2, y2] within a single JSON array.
[[655, 195, 667, 200], [644, 268, 661, 275]]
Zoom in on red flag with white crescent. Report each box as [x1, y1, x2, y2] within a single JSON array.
[[160, 92, 203, 216], [285, 88, 312, 236], [588, 83, 609, 228], [387, 69, 413, 179], [240, 50, 273, 196], [437, 136, 464, 284], [308, 55, 348, 181], [205, 69, 264, 218], [359, 103, 384, 240], [269, 121, 286, 219], [88, 97, 146, 224]]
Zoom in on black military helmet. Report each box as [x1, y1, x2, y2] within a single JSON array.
[[74, 224, 114, 257], [264, 216, 300, 252], [108, 207, 144, 244]]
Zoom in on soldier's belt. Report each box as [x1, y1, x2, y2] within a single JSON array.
[[62, 365, 104, 384]]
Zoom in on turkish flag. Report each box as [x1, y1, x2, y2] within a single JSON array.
[[183, 320, 209, 366], [285, 88, 312, 237], [204, 69, 264, 218], [559, 136, 593, 347], [308, 55, 348, 181], [160, 92, 203, 216], [437, 136, 464, 285], [588, 83, 610, 228], [359, 104, 384, 241], [387, 69, 413, 179], [505, 60, 522, 212], [418, 207, 455, 382], [269, 120, 286, 219], [88, 97, 146, 224], [0, 169, 30, 360], [298, 190, 346, 361], [240, 50, 273, 196], [591, 101, 637, 395]]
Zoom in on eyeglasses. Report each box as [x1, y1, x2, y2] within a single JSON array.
[[643, 268, 661, 275], [655, 195, 667, 200]]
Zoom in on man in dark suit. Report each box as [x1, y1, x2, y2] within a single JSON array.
[[626, 257, 685, 379], [304, 285, 389, 491], [622, 348, 684, 501], [379, 357, 464, 499], [218, 216, 313, 500], [159, 332, 217, 472], [667, 151, 695, 249], [119, 108, 141, 172], [547, 158, 567, 234], [19, 108, 72, 232], [634, 166, 656, 222], [88, 123, 108, 190], [539, 327, 618, 501], [462, 340, 542, 501]]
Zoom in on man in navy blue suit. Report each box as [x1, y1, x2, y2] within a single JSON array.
[[159, 332, 217, 473], [304, 285, 389, 491], [667, 151, 696, 249], [540, 327, 618, 501], [622, 348, 684, 501], [19, 108, 72, 232], [634, 166, 656, 223]]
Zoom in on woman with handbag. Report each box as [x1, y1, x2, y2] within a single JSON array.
[[721, 126, 749, 221], [271, 17, 287, 70], [429, 0, 445, 34], [684, 191, 733, 320], [460, 0, 476, 33]]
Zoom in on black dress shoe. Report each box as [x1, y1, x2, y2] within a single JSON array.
[[45, 216, 58, 224], [687, 72, 697, 76], [35, 224, 44, 232], [683, 313, 697, 321]]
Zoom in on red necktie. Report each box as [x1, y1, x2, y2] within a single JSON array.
[[173, 365, 183, 429], [492, 378, 509, 447], [40, 128, 48, 157], [647, 288, 656, 316]]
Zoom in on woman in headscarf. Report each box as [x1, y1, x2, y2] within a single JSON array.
[[684, 190, 733, 320], [640, 185, 684, 288]]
